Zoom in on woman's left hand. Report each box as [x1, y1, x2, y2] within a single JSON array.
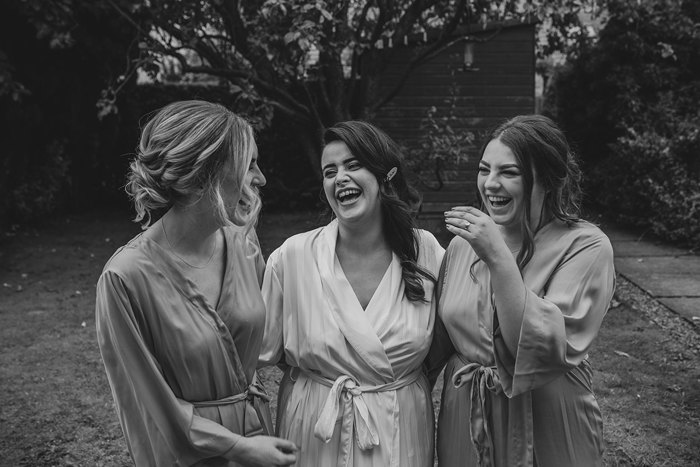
[[444, 206, 509, 264]]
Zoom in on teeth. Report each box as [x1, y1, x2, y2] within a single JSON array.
[[488, 195, 511, 207], [337, 188, 361, 202]]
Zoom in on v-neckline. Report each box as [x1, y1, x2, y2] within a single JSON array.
[[141, 228, 230, 312], [335, 252, 395, 312]]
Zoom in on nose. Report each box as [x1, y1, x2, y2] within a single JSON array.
[[252, 166, 266, 187], [335, 167, 350, 185], [483, 172, 500, 191]]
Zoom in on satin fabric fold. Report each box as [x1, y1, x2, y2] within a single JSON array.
[[452, 357, 532, 467], [436, 220, 613, 467], [96, 227, 272, 466], [305, 368, 422, 467], [259, 220, 444, 466]]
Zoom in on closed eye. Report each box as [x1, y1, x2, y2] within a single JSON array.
[[323, 169, 337, 178]]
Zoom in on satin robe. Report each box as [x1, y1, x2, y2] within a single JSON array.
[[259, 220, 444, 467], [96, 227, 272, 467], [434, 220, 615, 467]]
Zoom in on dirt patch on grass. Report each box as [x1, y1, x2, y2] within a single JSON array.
[[1, 210, 698, 466]]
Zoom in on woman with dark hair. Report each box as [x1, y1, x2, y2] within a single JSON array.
[[259, 120, 444, 466], [95, 100, 297, 466], [431, 114, 615, 466]]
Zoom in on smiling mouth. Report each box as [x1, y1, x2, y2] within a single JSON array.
[[336, 188, 361, 205], [487, 195, 512, 208]]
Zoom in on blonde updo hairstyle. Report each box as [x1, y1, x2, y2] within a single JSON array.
[[125, 100, 260, 230]]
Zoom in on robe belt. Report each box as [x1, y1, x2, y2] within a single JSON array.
[[296, 367, 421, 467], [191, 374, 271, 408], [452, 355, 535, 467], [452, 356, 503, 467]]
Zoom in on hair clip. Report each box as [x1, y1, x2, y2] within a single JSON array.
[[385, 167, 398, 182]]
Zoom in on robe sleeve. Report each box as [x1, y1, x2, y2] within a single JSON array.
[[423, 252, 455, 389], [96, 271, 243, 466], [493, 231, 615, 397], [417, 228, 446, 267], [258, 248, 285, 367]]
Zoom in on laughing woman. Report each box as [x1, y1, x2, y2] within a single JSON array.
[[259, 121, 444, 466], [433, 115, 615, 466], [95, 100, 297, 466]]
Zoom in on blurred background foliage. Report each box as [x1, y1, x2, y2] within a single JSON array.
[[1, 0, 698, 248], [547, 0, 700, 247]]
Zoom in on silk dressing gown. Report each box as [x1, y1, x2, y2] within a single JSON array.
[[259, 220, 444, 467], [434, 220, 615, 467], [96, 226, 272, 467]]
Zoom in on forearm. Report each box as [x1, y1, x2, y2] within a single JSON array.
[[486, 251, 527, 355]]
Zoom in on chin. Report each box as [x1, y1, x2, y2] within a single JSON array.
[[226, 206, 247, 227]]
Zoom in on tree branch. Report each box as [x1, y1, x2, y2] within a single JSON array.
[[214, 0, 250, 55], [393, 0, 441, 40], [182, 64, 312, 119], [369, 0, 490, 113], [370, 27, 502, 113]]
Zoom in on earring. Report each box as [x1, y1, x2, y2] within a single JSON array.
[[384, 167, 398, 182]]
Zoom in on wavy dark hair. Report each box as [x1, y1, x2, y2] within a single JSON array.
[[479, 114, 583, 270], [323, 120, 436, 302]]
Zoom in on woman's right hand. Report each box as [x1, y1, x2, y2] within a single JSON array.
[[230, 435, 298, 466], [444, 206, 510, 265]]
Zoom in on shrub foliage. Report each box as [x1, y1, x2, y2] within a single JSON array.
[[549, 0, 700, 247]]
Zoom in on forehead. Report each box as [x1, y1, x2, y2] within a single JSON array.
[[321, 141, 353, 166], [481, 139, 517, 165]]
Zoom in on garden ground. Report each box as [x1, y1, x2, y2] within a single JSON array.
[[1, 209, 699, 466]]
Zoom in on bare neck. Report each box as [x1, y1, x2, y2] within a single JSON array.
[[336, 218, 389, 256], [157, 200, 222, 255]]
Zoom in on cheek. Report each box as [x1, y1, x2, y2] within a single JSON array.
[[322, 179, 335, 202]]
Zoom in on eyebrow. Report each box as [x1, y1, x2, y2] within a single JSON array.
[[322, 157, 357, 172], [479, 160, 520, 170]]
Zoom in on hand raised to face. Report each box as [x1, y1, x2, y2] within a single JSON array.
[[445, 206, 511, 264]]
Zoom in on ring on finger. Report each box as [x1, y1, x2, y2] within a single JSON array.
[[463, 220, 470, 229]]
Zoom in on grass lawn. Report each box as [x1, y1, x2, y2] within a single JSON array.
[[1, 209, 699, 466]]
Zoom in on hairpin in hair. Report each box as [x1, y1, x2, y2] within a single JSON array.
[[385, 167, 398, 182]]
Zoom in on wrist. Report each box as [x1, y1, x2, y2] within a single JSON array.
[[483, 245, 517, 269], [223, 435, 246, 461]]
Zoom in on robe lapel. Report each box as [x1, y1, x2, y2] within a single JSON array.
[[142, 232, 250, 392], [317, 221, 395, 382], [363, 254, 403, 334]]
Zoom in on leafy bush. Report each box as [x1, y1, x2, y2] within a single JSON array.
[[549, 0, 700, 248], [406, 82, 475, 191], [604, 114, 700, 244], [6, 140, 70, 222]]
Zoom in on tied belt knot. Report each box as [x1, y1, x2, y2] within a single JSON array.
[[314, 375, 379, 451], [453, 361, 503, 467], [191, 379, 271, 409], [297, 368, 421, 467]]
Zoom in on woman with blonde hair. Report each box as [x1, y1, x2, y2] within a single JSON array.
[[96, 100, 297, 466]]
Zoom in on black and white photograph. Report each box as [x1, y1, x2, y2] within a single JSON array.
[[1, 1, 699, 466]]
